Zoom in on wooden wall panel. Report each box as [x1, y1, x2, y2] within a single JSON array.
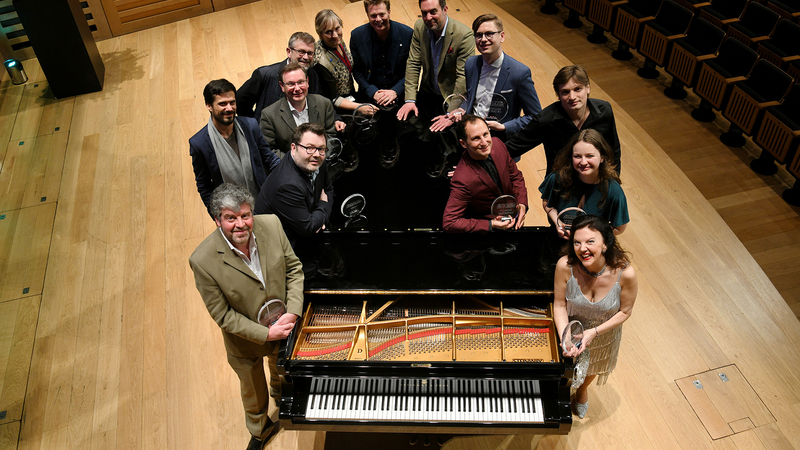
[[100, 0, 213, 36]]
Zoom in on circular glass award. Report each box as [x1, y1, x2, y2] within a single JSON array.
[[491, 195, 518, 221], [258, 299, 286, 327], [326, 137, 343, 161], [353, 104, 380, 145], [561, 320, 584, 353], [442, 93, 468, 113], [341, 193, 367, 229], [341, 193, 366, 218], [486, 93, 509, 122], [353, 103, 380, 126], [556, 207, 586, 233]]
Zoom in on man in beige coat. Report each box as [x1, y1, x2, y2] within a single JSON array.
[[396, 0, 475, 177], [189, 183, 304, 450]]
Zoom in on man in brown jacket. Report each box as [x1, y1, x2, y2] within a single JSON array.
[[189, 183, 304, 450]]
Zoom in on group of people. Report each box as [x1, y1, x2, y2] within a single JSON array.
[[187, 0, 639, 448]]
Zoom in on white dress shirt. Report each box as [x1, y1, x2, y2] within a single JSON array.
[[473, 53, 504, 119]]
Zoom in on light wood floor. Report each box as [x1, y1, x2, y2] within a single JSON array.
[[0, 0, 799, 449]]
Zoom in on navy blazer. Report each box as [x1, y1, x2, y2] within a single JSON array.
[[189, 116, 280, 216], [463, 53, 542, 136], [350, 21, 413, 99]]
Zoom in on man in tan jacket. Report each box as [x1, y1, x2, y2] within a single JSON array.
[[396, 0, 475, 177], [189, 183, 304, 450]]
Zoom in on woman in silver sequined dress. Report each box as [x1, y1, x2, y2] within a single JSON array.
[[554, 215, 638, 418]]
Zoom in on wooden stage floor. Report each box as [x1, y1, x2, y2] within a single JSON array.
[[0, 0, 799, 449]]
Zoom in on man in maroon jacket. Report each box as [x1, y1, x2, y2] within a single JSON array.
[[443, 115, 527, 233]]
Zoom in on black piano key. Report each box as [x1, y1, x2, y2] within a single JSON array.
[[482, 380, 488, 414], [512, 380, 519, 413], [427, 381, 432, 412], [333, 379, 341, 410], [371, 379, 378, 410]]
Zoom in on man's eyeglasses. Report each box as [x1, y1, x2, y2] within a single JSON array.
[[280, 80, 307, 89], [296, 143, 326, 155], [474, 31, 501, 41], [290, 48, 314, 57]]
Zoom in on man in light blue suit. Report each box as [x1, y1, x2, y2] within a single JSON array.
[[432, 14, 541, 142]]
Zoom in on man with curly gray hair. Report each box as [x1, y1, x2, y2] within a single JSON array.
[[189, 183, 304, 450]]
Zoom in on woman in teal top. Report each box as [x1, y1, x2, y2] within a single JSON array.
[[540, 129, 629, 239]]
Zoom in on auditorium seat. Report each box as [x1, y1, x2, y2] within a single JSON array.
[[673, 0, 710, 12], [756, 19, 800, 69], [719, 60, 794, 147], [564, 0, 589, 28], [698, 0, 748, 30], [692, 38, 759, 122], [587, 0, 628, 43], [664, 17, 726, 98], [611, 0, 662, 60], [727, 2, 780, 48], [785, 139, 800, 206], [763, 0, 800, 20], [751, 84, 800, 175], [637, 0, 694, 78], [788, 60, 800, 83]]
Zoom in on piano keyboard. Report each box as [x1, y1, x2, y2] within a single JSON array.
[[305, 377, 544, 423]]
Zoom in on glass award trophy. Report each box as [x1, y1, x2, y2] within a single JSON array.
[[258, 299, 286, 327], [561, 320, 584, 353], [341, 193, 367, 229], [442, 93, 467, 114], [556, 207, 586, 234], [353, 103, 380, 145], [562, 320, 589, 388], [486, 93, 509, 122], [491, 195, 518, 222], [326, 137, 343, 162]]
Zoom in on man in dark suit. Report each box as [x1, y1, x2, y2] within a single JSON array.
[[443, 115, 528, 233], [396, 0, 475, 177], [350, 0, 414, 164], [259, 63, 341, 159], [236, 32, 321, 121], [189, 183, 304, 450], [350, 0, 413, 107], [190, 79, 280, 218], [431, 14, 542, 142], [255, 123, 333, 273]]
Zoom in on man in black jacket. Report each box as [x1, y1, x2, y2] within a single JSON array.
[[236, 32, 322, 121], [254, 123, 333, 274], [505, 65, 621, 174]]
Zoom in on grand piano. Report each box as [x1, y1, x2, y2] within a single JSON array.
[[276, 130, 574, 438]]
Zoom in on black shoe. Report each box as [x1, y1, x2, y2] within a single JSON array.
[[343, 152, 359, 172], [380, 139, 400, 164], [425, 156, 446, 178], [246, 421, 282, 450]]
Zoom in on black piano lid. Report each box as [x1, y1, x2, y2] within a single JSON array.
[[303, 228, 562, 292]]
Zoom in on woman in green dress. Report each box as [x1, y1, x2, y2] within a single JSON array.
[[540, 128, 628, 239]]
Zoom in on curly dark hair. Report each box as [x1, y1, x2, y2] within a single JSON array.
[[566, 215, 630, 269], [552, 128, 620, 210]]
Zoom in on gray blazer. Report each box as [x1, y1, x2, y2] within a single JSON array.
[[259, 94, 337, 158]]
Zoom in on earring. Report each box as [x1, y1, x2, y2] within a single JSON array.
[[602, 247, 606, 254]]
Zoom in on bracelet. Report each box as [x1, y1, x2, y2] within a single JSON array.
[[595, 326, 600, 336]]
